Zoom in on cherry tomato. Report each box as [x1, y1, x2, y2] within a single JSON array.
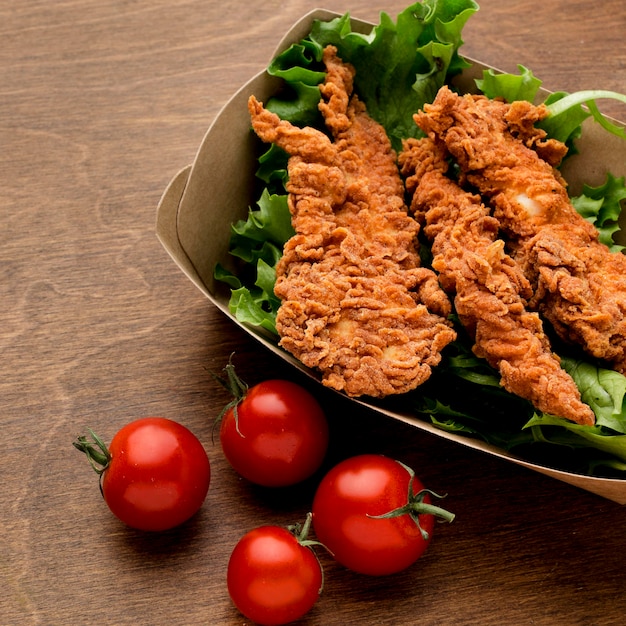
[[312, 454, 454, 576], [218, 359, 329, 487], [74, 417, 210, 531], [227, 515, 322, 626]]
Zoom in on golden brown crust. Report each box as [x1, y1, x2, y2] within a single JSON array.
[[248, 47, 455, 397], [414, 84, 626, 388], [399, 137, 594, 425]]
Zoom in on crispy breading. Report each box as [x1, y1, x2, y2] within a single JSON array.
[[247, 47, 455, 397], [415, 86, 626, 375], [399, 137, 594, 425]]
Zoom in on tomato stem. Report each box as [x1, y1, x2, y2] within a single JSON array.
[[292, 511, 313, 543], [367, 461, 455, 540], [73, 429, 112, 475], [288, 513, 331, 595], [211, 353, 249, 438], [288, 512, 328, 551]]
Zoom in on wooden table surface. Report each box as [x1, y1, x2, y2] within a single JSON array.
[[2, 1, 626, 624]]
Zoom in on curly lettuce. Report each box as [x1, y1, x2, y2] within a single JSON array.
[[214, 189, 293, 333]]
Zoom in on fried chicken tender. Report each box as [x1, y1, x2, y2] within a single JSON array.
[[247, 46, 455, 397], [415, 86, 626, 375], [399, 137, 594, 425]]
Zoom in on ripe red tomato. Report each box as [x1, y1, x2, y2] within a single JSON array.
[[227, 516, 322, 626], [312, 454, 454, 576], [218, 364, 329, 487], [74, 417, 210, 531]]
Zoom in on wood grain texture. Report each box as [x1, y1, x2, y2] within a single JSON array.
[[1, 1, 625, 624]]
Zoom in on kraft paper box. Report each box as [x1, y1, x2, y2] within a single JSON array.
[[156, 9, 626, 503]]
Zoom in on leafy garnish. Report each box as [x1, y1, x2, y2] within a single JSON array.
[[214, 188, 293, 331], [571, 174, 626, 251], [560, 356, 626, 432], [228, 189, 294, 265], [414, 349, 626, 473], [266, 39, 327, 127], [227, 283, 279, 334], [475, 65, 542, 103], [267, 0, 479, 150], [540, 90, 626, 142], [523, 415, 626, 464]]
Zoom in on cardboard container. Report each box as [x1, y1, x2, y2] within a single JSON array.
[[156, 9, 626, 503]]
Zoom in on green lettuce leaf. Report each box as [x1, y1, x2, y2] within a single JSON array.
[[560, 356, 626, 433], [255, 144, 289, 190], [228, 283, 279, 334], [523, 415, 626, 464], [540, 90, 626, 143], [411, 340, 626, 473], [475, 65, 542, 103], [268, 0, 479, 150], [228, 189, 294, 264], [213, 188, 293, 332], [266, 39, 327, 127], [571, 173, 626, 251]]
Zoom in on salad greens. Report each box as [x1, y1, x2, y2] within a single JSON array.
[[213, 189, 292, 333], [266, 0, 479, 150], [477, 67, 626, 146], [215, 1, 626, 476]]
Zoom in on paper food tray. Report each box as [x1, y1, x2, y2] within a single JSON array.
[[156, 9, 626, 504]]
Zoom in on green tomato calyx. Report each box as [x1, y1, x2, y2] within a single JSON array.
[[367, 460, 455, 540], [287, 512, 330, 595], [73, 429, 112, 475], [211, 352, 248, 438]]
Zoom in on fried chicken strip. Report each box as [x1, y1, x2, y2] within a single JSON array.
[[247, 46, 455, 397], [415, 86, 626, 374], [399, 137, 594, 425]]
